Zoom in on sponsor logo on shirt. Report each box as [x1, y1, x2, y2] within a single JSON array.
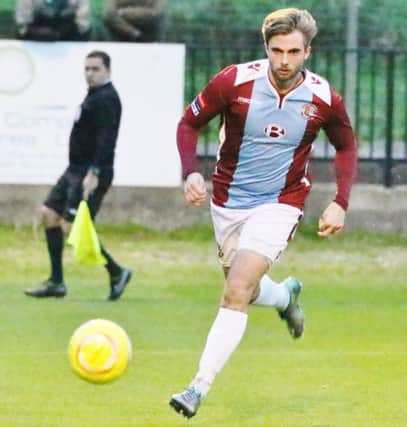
[[310, 75, 322, 85], [191, 93, 205, 116], [264, 124, 285, 139], [247, 62, 262, 71], [191, 99, 201, 116]]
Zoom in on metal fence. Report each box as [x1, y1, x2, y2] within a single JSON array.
[[185, 45, 407, 186]]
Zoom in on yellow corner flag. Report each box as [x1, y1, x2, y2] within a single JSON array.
[[67, 200, 106, 266]]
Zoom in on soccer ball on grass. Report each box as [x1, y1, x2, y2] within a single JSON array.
[[68, 318, 132, 384]]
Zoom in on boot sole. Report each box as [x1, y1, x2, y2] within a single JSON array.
[[169, 398, 196, 418]]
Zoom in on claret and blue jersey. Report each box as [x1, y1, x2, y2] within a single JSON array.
[[177, 59, 357, 211]]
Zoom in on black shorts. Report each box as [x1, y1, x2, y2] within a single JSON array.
[[44, 166, 113, 222]]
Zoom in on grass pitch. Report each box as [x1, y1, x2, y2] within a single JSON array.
[[0, 224, 406, 427]]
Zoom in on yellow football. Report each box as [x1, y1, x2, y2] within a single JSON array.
[[68, 319, 132, 384]]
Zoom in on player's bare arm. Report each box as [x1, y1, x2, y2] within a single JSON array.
[[82, 170, 99, 200], [318, 201, 346, 237], [184, 172, 207, 206]]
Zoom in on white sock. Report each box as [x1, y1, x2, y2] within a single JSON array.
[[190, 307, 248, 397], [252, 275, 289, 311]]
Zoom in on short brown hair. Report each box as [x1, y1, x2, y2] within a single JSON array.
[[86, 50, 111, 69], [262, 8, 318, 47]]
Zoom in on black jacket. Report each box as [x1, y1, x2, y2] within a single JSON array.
[[69, 81, 122, 170]]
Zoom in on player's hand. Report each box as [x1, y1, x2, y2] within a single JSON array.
[[318, 201, 346, 237], [82, 171, 99, 201], [184, 172, 207, 206]]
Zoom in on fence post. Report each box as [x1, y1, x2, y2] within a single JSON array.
[[345, 0, 359, 126], [384, 50, 395, 187]]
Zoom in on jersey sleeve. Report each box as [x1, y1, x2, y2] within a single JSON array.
[[91, 93, 121, 169], [324, 91, 358, 210], [177, 65, 237, 179]]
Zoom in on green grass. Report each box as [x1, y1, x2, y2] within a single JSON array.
[[0, 224, 406, 426]]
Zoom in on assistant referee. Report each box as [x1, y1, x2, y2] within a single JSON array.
[[25, 50, 132, 300]]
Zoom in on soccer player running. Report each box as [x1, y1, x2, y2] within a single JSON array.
[[170, 8, 357, 418], [24, 50, 132, 301]]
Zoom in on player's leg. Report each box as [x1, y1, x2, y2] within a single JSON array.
[[193, 207, 255, 396], [170, 203, 262, 418], [42, 206, 65, 285], [170, 203, 305, 417], [250, 274, 289, 309], [195, 249, 269, 383], [87, 170, 132, 301], [225, 264, 303, 339], [170, 249, 269, 418], [24, 173, 69, 298], [252, 275, 304, 337], [245, 203, 304, 338], [224, 268, 291, 313]]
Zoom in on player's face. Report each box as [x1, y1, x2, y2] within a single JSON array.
[[264, 30, 311, 91], [84, 57, 110, 88]]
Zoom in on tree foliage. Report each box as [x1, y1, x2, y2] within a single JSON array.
[[164, 0, 407, 48]]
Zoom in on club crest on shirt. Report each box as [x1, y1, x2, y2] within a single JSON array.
[[301, 103, 318, 119], [264, 124, 285, 139]]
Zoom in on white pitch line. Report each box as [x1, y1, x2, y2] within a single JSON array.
[[0, 350, 406, 356]]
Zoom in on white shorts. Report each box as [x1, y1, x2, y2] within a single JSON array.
[[210, 201, 302, 267]]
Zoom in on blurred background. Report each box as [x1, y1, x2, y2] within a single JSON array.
[[3, 0, 407, 47], [0, 0, 407, 230], [1, 0, 407, 185]]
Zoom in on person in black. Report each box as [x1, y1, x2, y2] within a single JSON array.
[[24, 50, 132, 301]]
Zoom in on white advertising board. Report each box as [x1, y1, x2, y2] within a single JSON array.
[[0, 40, 185, 186]]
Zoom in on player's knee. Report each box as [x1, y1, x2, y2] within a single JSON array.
[[40, 205, 61, 228], [223, 277, 253, 309], [61, 220, 72, 235], [223, 266, 230, 279]]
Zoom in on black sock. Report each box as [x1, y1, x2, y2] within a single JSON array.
[[101, 245, 122, 277], [45, 227, 64, 284]]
